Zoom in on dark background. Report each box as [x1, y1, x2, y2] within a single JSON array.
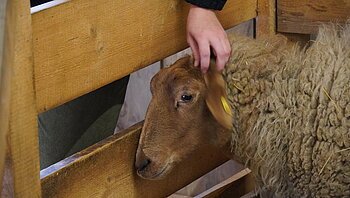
[[31, 0, 51, 7]]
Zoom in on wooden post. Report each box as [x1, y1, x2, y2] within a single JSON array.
[[0, 0, 9, 191], [257, 0, 311, 46], [277, 0, 350, 34], [256, 0, 276, 37], [2, 0, 42, 197]]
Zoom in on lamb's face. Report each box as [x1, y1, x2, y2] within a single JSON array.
[[135, 56, 215, 180]]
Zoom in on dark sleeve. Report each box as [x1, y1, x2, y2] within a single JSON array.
[[185, 0, 227, 10]]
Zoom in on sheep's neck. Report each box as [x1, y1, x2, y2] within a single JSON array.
[[203, 108, 251, 162], [222, 60, 277, 163], [210, 34, 292, 162]]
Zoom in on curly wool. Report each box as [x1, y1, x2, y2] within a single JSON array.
[[224, 23, 350, 197]]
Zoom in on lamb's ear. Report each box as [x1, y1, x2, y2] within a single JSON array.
[[204, 60, 233, 130]]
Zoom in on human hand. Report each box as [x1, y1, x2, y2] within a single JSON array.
[[186, 5, 231, 73]]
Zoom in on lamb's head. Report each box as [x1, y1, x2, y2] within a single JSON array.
[[135, 56, 232, 180]]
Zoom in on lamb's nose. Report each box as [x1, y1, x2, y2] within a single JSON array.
[[135, 148, 151, 172], [136, 158, 151, 172]]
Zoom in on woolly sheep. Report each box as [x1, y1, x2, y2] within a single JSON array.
[[135, 24, 350, 197]]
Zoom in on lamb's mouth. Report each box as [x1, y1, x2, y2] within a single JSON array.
[[137, 163, 172, 180]]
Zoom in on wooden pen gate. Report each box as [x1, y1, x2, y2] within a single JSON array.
[[1, 0, 349, 197]]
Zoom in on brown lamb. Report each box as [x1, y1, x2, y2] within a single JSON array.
[[135, 23, 350, 197]]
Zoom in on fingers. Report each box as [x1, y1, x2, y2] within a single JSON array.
[[186, 6, 231, 72], [189, 35, 230, 73], [187, 35, 200, 67], [197, 39, 211, 73], [210, 36, 231, 71]]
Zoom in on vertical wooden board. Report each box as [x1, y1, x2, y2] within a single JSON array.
[[257, 0, 276, 37], [41, 123, 229, 197], [31, 0, 257, 112], [1, 154, 14, 197], [5, 0, 41, 197], [0, 0, 5, 66], [277, 0, 350, 34], [0, 0, 9, 190]]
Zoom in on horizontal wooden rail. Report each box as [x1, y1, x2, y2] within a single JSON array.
[[277, 0, 350, 34], [40, 122, 229, 197], [31, 0, 257, 112], [198, 168, 255, 198]]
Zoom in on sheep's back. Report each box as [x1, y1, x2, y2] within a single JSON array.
[[224, 24, 350, 197], [286, 24, 350, 197]]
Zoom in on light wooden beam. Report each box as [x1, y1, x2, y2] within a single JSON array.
[[0, 0, 9, 191], [277, 0, 350, 34], [31, 0, 257, 112], [256, 0, 276, 37], [41, 122, 228, 197], [198, 168, 255, 198], [2, 0, 42, 197]]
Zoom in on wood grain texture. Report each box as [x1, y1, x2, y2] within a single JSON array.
[[1, 154, 14, 197], [282, 33, 311, 48], [4, 0, 42, 196], [277, 0, 350, 34], [196, 168, 255, 198], [0, 0, 8, 190], [219, 172, 256, 198], [41, 122, 228, 197], [257, 0, 276, 37], [31, 0, 257, 112]]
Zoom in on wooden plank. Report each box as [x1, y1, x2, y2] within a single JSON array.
[[1, 154, 14, 197], [31, 0, 257, 112], [4, 0, 42, 196], [0, 0, 5, 65], [282, 33, 310, 48], [257, 0, 276, 37], [277, 0, 350, 34], [41, 122, 229, 197], [0, 0, 8, 190], [169, 194, 192, 198], [220, 173, 256, 198], [196, 168, 255, 198]]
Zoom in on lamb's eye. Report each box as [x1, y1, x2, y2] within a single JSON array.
[[181, 94, 193, 102]]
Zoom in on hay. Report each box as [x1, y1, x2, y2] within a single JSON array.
[[319, 147, 350, 175]]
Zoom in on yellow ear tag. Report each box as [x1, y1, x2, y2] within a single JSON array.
[[220, 96, 232, 116]]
